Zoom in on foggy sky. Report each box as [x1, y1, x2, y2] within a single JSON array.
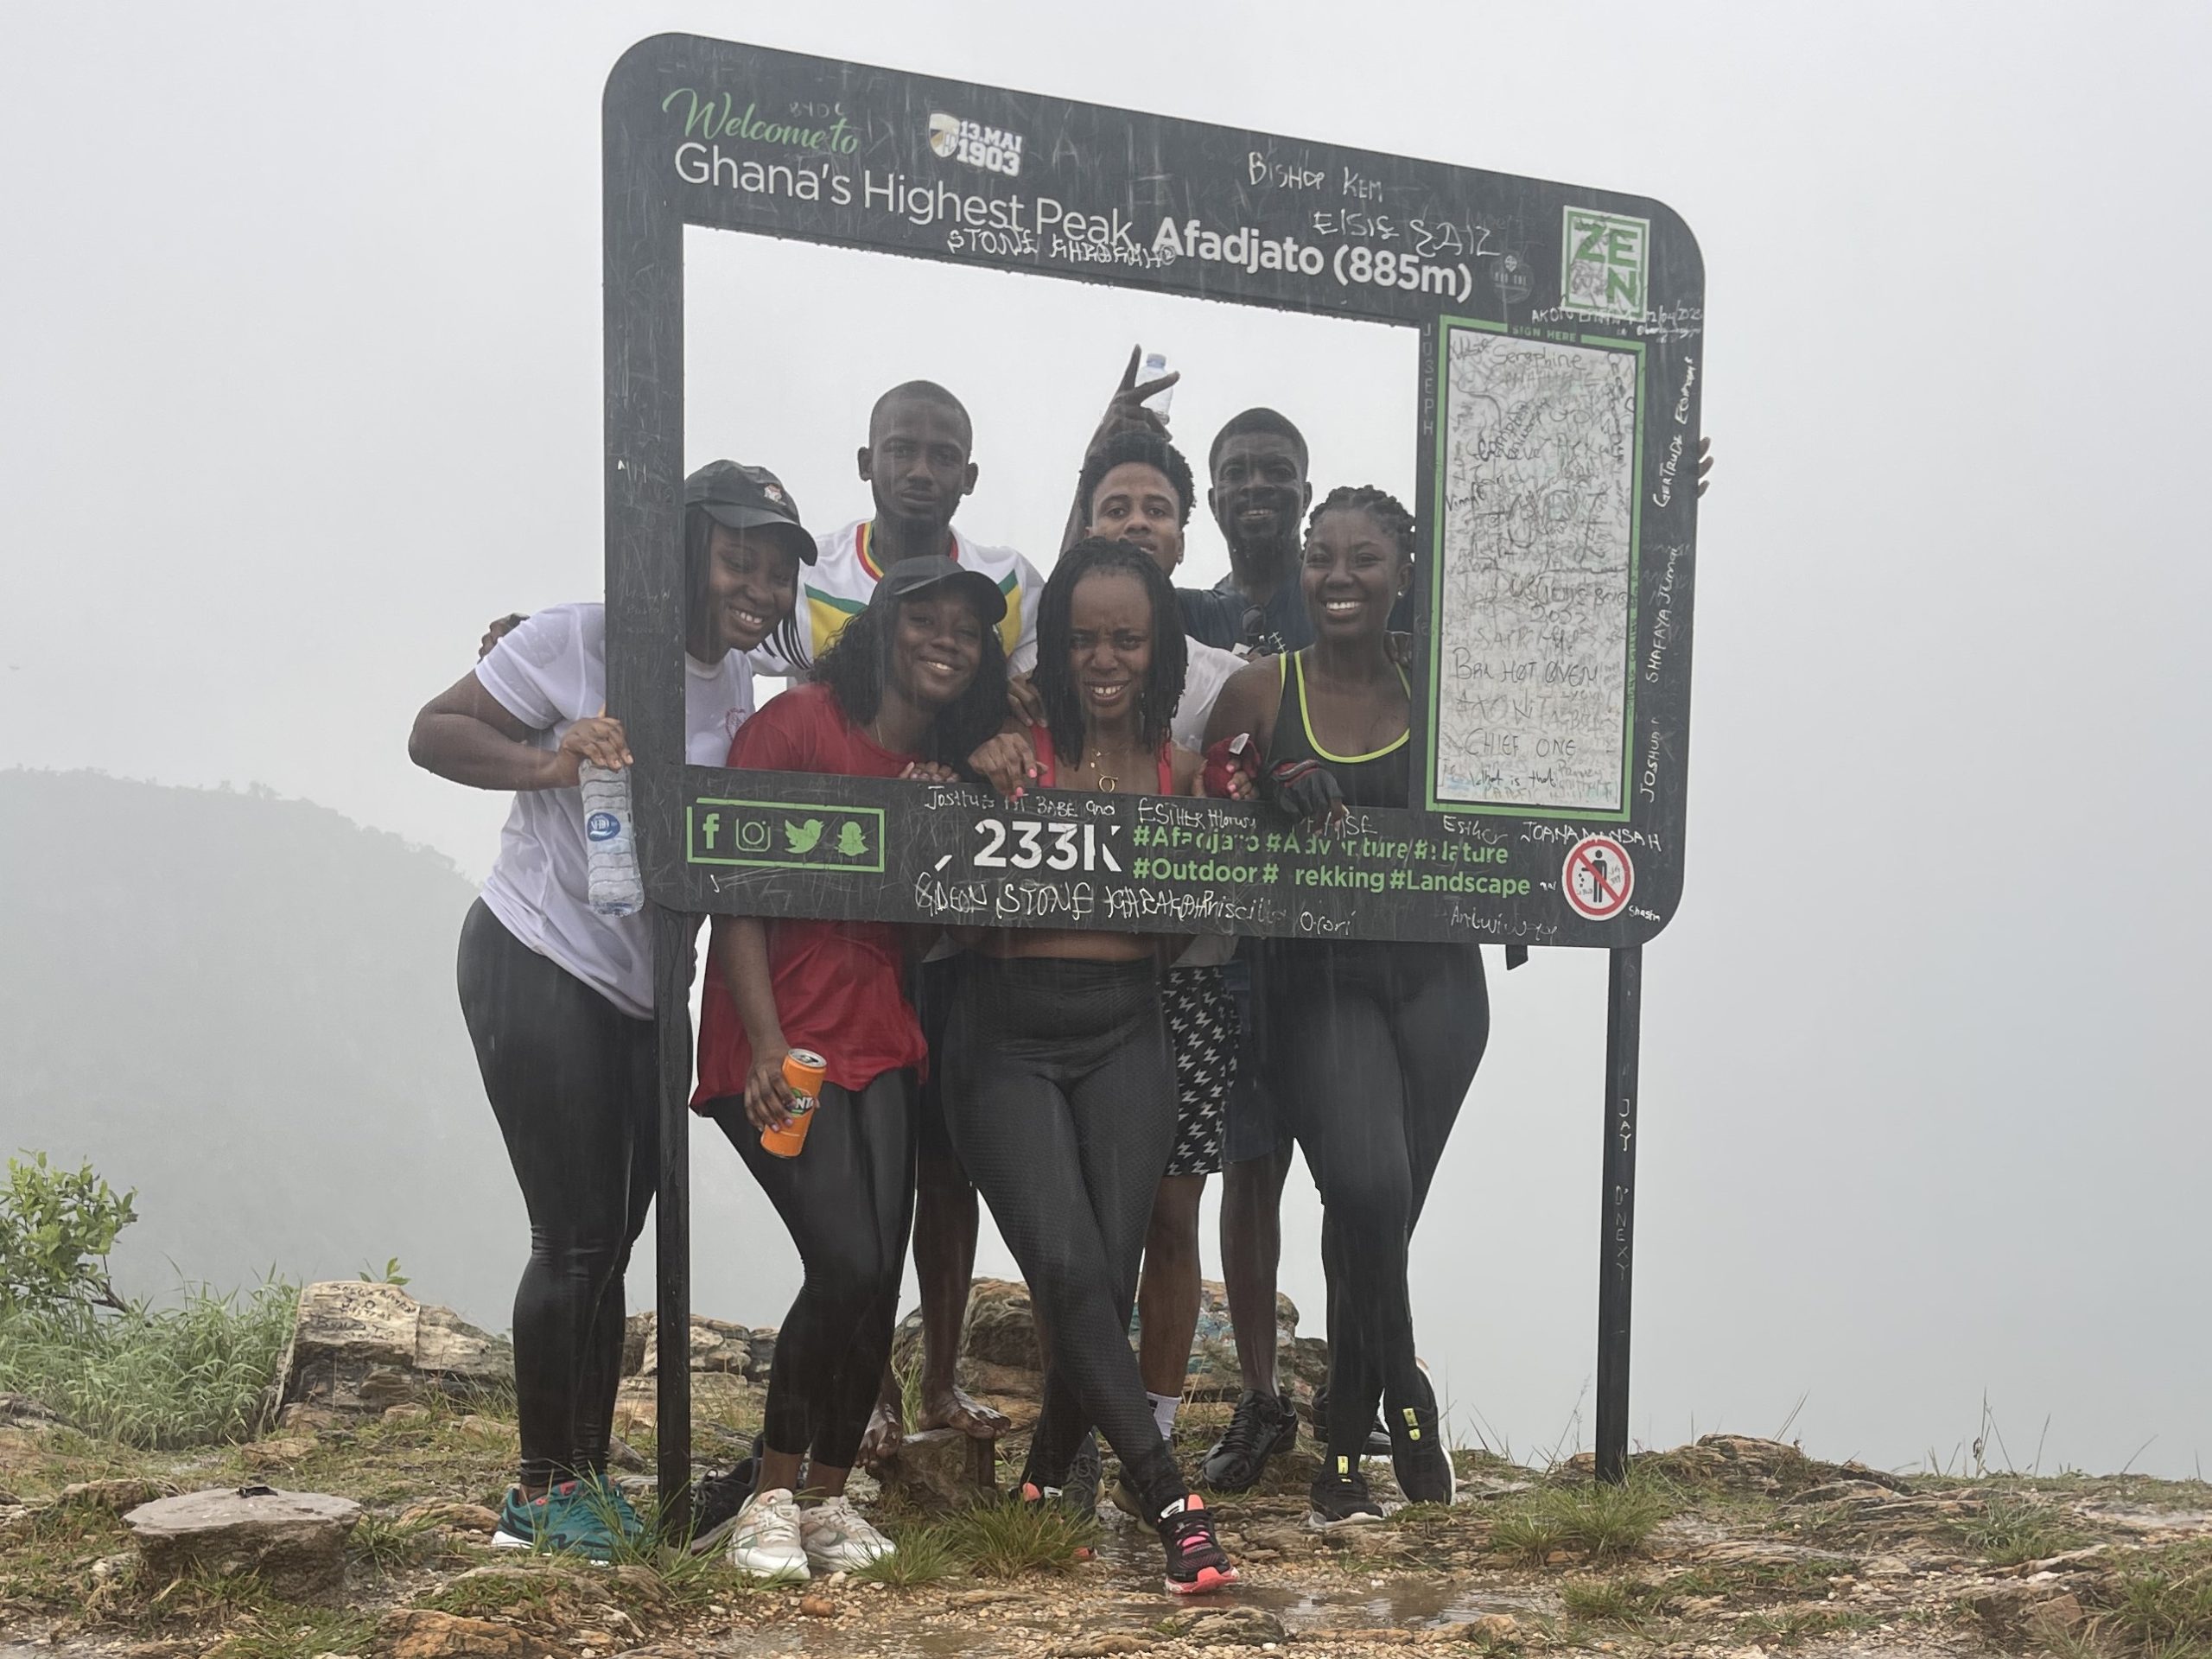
[[3, 1, 2208, 1478]]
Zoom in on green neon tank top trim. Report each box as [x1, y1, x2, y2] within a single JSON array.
[[1288, 650, 1413, 765]]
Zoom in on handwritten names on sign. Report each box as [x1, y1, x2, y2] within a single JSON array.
[[1431, 326, 1640, 816]]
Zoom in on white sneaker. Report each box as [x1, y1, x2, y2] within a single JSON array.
[[726, 1488, 810, 1580], [799, 1497, 897, 1571]]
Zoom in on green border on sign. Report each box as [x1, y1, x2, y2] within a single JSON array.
[[686, 796, 887, 873], [1424, 317, 1644, 821]]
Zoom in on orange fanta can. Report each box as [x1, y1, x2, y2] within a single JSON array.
[[760, 1048, 828, 1158]]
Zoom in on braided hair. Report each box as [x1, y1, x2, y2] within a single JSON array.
[[1306, 484, 1417, 563], [1034, 537, 1187, 766]]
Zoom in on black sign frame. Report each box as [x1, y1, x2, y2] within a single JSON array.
[[601, 33, 1702, 1522]]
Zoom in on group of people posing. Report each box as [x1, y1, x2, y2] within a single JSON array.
[[410, 353, 1500, 1597]]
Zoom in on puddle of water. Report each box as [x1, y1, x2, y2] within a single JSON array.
[[1233, 1573, 1546, 1629]]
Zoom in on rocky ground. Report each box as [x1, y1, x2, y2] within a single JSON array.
[[6, 1391, 2209, 1659], [3, 1284, 2208, 1658]]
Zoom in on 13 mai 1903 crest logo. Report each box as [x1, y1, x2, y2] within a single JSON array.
[[928, 112, 1024, 178], [1560, 207, 1649, 320]]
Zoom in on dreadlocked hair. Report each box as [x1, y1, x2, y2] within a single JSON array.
[[1034, 537, 1187, 767], [1307, 485, 1418, 563], [812, 590, 1009, 772]]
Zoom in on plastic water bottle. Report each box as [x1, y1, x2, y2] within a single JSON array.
[[578, 762, 644, 917], [1141, 350, 1173, 418]]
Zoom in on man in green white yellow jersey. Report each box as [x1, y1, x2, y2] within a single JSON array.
[[751, 379, 1042, 677]]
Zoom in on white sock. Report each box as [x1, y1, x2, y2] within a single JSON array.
[[1148, 1391, 1179, 1440]]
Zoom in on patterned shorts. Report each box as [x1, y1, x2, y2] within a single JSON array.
[[1162, 964, 1239, 1178]]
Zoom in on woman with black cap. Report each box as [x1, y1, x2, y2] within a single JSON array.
[[691, 556, 1009, 1580], [408, 461, 812, 1560]]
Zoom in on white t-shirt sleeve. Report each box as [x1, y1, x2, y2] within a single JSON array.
[[1007, 550, 1048, 676], [1172, 636, 1245, 752], [474, 606, 594, 731]]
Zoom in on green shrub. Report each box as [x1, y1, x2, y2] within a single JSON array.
[[0, 1152, 137, 1314]]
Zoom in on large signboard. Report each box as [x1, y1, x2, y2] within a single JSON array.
[[604, 35, 1701, 948]]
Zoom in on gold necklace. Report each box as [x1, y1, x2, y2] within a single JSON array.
[[1082, 740, 1142, 792]]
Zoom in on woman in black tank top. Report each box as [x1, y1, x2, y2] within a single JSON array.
[[1203, 486, 1490, 1529]]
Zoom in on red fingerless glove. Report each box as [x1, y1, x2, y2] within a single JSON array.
[[1203, 732, 1260, 797]]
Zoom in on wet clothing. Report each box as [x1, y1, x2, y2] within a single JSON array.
[[461, 601, 749, 1491], [1265, 938, 1487, 1466], [940, 955, 1188, 1519], [1160, 964, 1236, 1177], [706, 1071, 916, 1470], [1179, 574, 1414, 658], [752, 519, 1044, 677], [692, 684, 927, 1102], [692, 681, 930, 1474], [1256, 648, 1488, 1468], [458, 899, 657, 1490], [474, 602, 752, 1017], [1265, 650, 1412, 810]]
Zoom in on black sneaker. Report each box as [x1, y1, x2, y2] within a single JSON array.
[[1306, 1456, 1387, 1530], [1201, 1389, 1295, 1492], [1311, 1383, 1395, 1458], [1160, 1493, 1238, 1594], [687, 1433, 764, 1555], [1020, 1431, 1101, 1519], [1387, 1371, 1455, 1504], [1063, 1433, 1103, 1517]]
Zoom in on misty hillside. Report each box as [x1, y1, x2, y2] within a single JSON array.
[[0, 769, 805, 1334], [0, 769, 531, 1320]]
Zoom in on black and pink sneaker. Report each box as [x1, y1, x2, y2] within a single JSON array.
[[1159, 1492, 1238, 1594]]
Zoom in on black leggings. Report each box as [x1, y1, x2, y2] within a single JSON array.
[[942, 955, 1185, 1518], [457, 900, 656, 1489], [709, 1070, 917, 1471], [1268, 940, 1488, 1466]]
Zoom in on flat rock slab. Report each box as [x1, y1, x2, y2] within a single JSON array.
[[125, 1486, 360, 1593]]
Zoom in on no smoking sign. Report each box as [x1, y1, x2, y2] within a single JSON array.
[[1563, 834, 1635, 921]]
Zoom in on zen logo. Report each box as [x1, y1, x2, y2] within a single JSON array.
[[1560, 207, 1649, 320], [927, 111, 1023, 178]]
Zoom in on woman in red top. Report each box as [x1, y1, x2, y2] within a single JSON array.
[[693, 557, 1008, 1580]]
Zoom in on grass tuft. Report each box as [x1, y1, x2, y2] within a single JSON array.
[[1491, 1510, 1568, 1562], [346, 1512, 442, 1577], [0, 1281, 295, 1448], [944, 1496, 1097, 1577], [853, 1520, 959, 1586], [1955, 1494, 2091, 1566], [2094, 1548, 2212, 1655], [1734, 1607, 1879, 1647], [1560, 1574, 1653, 1623], [1489, 1475, 1675, 1563]]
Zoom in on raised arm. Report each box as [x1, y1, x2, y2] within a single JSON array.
[[1058, 345, 1181, 555]]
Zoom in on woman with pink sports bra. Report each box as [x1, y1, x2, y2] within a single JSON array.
[[946, 537, 1237, 1596]]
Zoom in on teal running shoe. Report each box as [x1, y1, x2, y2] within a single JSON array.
[[491, 1479, 618, 1561], [584, 1474, 649, 1548]]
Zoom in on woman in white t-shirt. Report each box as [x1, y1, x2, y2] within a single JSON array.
[[407, 461, 811, 1559]]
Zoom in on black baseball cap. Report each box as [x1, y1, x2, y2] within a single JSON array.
[[683, 460, 817, 564], [868, 554, 1007, 625]]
